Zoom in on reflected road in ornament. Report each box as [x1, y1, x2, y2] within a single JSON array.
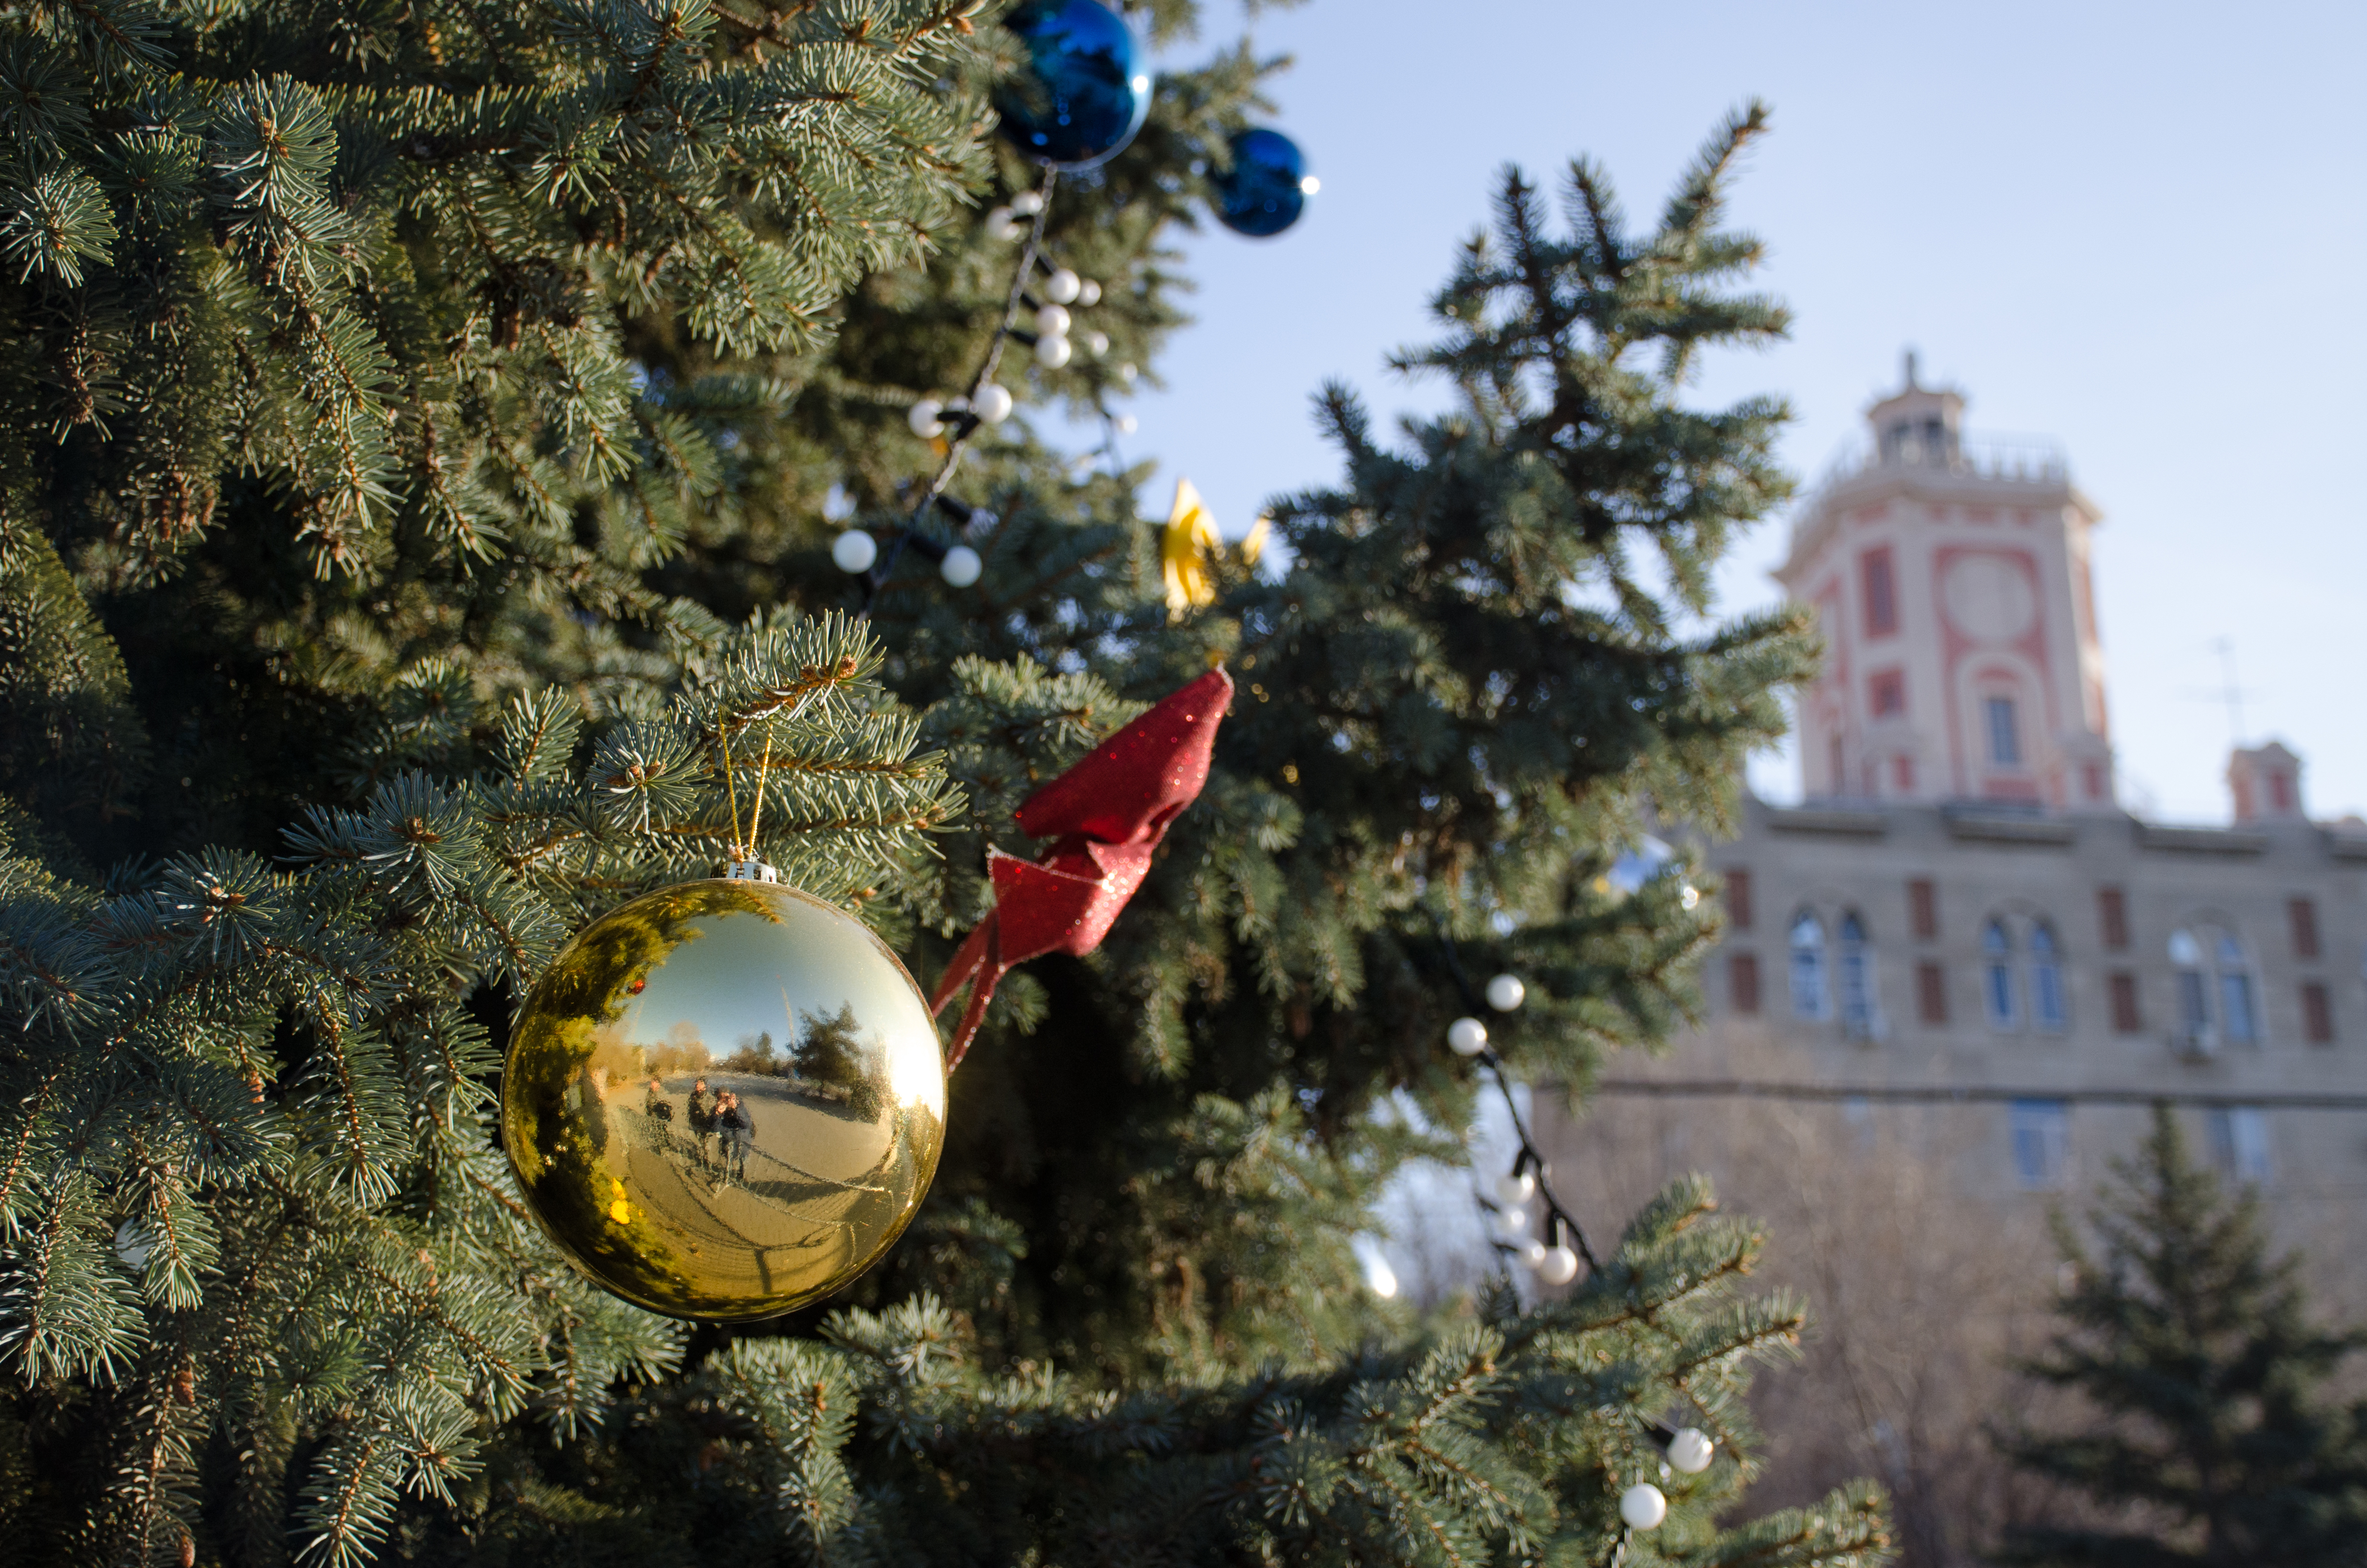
[[502, 881, 945, 1321]]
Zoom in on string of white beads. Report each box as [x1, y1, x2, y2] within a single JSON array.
[[1619, 1483, 1667, 1530], [1667, 1427, 1716, 1474], [832, 530, 878, 574]]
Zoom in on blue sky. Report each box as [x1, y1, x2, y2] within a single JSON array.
[[1093, 0, 2367, 822]]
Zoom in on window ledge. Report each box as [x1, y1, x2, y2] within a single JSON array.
[[2139, 825, 2268, 856], [1767, 805, 1888, 837], [1945, 808, 2075, 846]]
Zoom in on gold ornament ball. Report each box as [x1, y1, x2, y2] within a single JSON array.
[[502, 878, 946, 1321]]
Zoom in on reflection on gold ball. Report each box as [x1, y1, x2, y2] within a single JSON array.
[[503, 880, 945, 1321]]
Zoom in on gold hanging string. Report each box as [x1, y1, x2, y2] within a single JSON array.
[[743, 726, 775, 855], [719, 720, 745, 861]]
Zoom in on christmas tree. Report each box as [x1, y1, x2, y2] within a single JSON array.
[[0, 3, 1891, 1562], [1995, 1106, 2367, 1565]]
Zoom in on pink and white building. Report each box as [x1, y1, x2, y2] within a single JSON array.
[[1538, 358, 2367, 1221], [1779, 355, 2114, 811]]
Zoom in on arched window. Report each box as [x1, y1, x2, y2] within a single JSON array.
[[1984, 919, 2018, 1029], [2170, 928, 2211, 1036], [1985, 696, 2022, 766], [2029, 922, 2067, 1034], [1838, 912, 1876, 1039], [2170, 926, 2259, 1046], [1790, 912, 1829, 1021], [2216, 933, 2257, 1044]]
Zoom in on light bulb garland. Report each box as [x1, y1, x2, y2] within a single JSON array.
[[1432, 920, 1729, 1538], [833, 24, 1317, 611], [1429, 920, 1603, 1281], [835, 174, 1132, 615], [1619, 1482, 1668, 1529]]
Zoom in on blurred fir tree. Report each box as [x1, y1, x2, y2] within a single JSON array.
[[1995, 1106, 2367, 1566], [0, 1, 1887, 1562]]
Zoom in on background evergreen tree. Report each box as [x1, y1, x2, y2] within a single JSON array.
[[0, 2, 1891, 1562], [1995, 1106, 2367, 1566], [793, 1001, 879, 1117]]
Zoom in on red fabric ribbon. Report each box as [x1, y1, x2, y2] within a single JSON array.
[[931, 668, 1233, 1070]]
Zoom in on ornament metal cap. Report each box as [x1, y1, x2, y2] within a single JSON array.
[[718, 859, 780, 883]]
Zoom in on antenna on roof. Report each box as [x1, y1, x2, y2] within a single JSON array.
[[1902, 348, 1920, 390], [2186, 638, 2253, 746]]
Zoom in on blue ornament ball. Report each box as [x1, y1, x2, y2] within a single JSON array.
[[1213, 128, 1310, 238], [995, 0, 1150, 171]]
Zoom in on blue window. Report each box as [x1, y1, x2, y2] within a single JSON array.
[[2217, 935, 2257, 1043], [1984, 920, 2018, 1029], [2010, 1099, 2071, 1189], [1986, 696, 2022, 766], [2173, 927, 2258, 1046], [1790, 912, 1828, 1021], [2207, 1106, 2271, 1183], [2171, 928, 2211, 1035], [2030, 922, 2067, 1034], [1838, 912, 1876, 1038]]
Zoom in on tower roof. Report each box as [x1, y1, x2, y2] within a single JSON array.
[[1863, 348, 1965, 451]]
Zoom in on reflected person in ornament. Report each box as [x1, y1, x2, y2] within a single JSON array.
[[686, 1077, 715, 1171], [641, 1076, 674, 1155], [715, 1091, 753, 1184]]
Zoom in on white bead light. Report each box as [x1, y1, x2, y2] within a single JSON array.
[[1044, 267, 1081, 304], [1082, 329, 1109, 357], [1494, 1205, 1528, 1239], [907, 398, 944, 438], [1112, 413, 1137, 436], [1010, 190, 1045, 216], [1077, 279, 1102, 306], [1667, 1427, 1715, 1474], [972, 384, 1014, 425], [1619, 1483, 1667, 1530], [831, 530, 878, 574], [940, 544, 982, 587], [1515, 1239, 1547, 1270], [1681, 884, 1701, 910], [1115, 361, 1137, 385], [1535, 1244, 1579, 1286], [1494, 1169, 1535, 1206], [1485, 973, 1526, 1012], [1033, 303, 1071, 337], [1446, 1016, 1488, 1056], [984, 205, 1021, 240], [1035, 334, 1073, 368]]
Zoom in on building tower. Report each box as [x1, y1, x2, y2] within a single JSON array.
[[1777, 355, 2114, 810]]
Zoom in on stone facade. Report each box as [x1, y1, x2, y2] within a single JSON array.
[[1694, 796, 2367, 1211], [1546, 361, 2367, 1228]]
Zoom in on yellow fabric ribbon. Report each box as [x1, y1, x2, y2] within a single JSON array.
[[1162, 479, 1270, 620], [1162, 478, 1220, 617]]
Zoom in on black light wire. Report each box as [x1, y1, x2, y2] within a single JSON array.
[[855, 172, 1062, 619], [1430, 916, 1601, 1272]]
